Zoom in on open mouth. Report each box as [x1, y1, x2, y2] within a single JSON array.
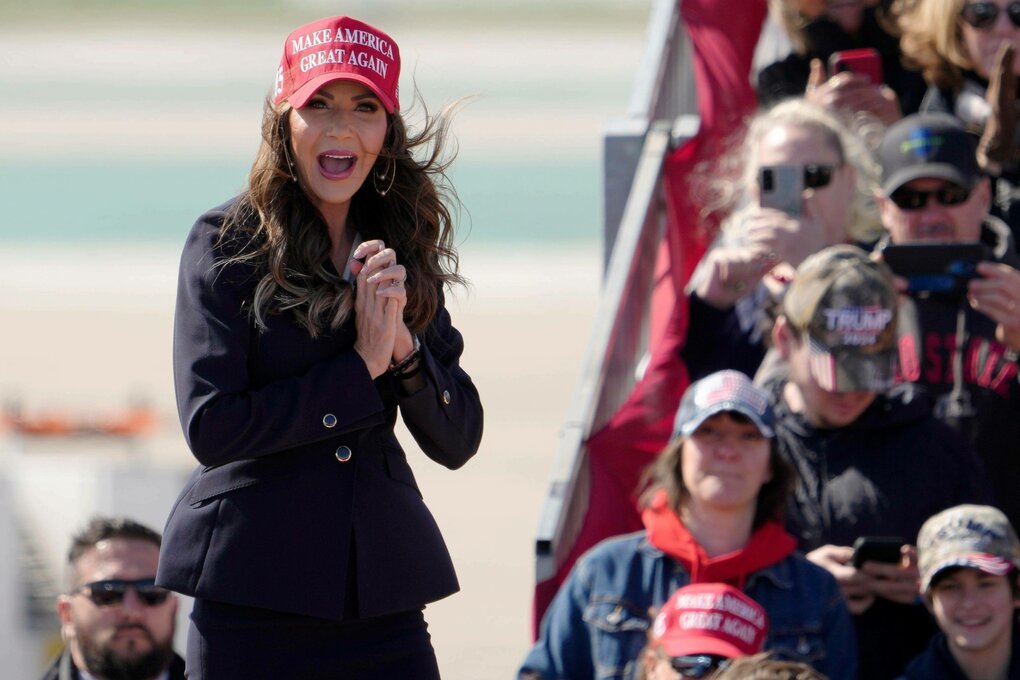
[[318, 153, 355, 177]]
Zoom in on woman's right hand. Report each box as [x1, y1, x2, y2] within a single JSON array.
[[352, 239, 408, 379]]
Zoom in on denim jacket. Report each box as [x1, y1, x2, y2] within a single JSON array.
[[520, 531, 856, 680]]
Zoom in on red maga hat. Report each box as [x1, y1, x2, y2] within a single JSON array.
[[273, 16, 400, 112], [652, 583, 768, 659]]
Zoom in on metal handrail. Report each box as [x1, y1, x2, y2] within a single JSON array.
[[533, 0, 707, 584], [535, 121, 672, 580]]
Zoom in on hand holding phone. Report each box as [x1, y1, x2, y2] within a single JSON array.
[[851, 536, 904, 568], [828, 48, 883, 85], [881, 242, 990, 295], [759, 165, 804, 217]]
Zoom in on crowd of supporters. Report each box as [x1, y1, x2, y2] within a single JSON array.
[[523, 1, 1020, 678]]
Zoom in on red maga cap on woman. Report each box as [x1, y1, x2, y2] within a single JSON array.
[[274, 15, 401, 112]]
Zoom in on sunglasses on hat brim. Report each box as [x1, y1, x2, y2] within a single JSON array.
[[960, 2, 1020, 29]]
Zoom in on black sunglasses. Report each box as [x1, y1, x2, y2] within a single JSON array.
[[758, 165, 836, 192], [75, 578, 171, 607], [802, 164, 838, 189], [961, 2, 1020, 29], [888, 183, 972, 210], [670, 654, 732, 678]]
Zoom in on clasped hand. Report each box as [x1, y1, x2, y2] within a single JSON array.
[[350, 239, 415, 379]]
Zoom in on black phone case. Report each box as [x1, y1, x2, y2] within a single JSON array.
[[882, 242, 989, 294], [851, 536, 903, 568]]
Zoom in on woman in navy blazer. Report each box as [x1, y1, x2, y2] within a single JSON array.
[[156, 15, 482, 679]]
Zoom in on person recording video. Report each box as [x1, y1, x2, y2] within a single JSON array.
[[875, 112, 1020, 533]]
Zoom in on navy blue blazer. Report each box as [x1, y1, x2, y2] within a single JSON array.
[[156, 200, 483, 622]]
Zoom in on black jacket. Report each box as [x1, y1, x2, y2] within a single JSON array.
[[757, 7, 926, 115], [768, 380, 992, 551], [767, 379, 993, 680], [40, 649, 186, 680], [156, 199, 483, 622], [899, 627, 1020, 679], [888, 218, 1020, 530]]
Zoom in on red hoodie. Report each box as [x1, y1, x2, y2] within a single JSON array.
[[642, 489, 797, 588]]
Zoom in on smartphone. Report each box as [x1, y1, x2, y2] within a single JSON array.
[[851, 536, 904, 568], [828, 48, 883, 85], [759, 165, 803, 217], [881, 242, 990, 295]]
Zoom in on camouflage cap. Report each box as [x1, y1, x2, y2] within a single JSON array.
[[783, 245, 898, 392], [918, 504, 1020, 593]]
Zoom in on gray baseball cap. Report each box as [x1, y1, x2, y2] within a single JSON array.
[[917, 504, 1020, 593], [673, 370, 775, 440], [880, 112, 982, 195]]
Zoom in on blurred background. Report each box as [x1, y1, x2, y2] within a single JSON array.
[[0, 0, 649, 677]]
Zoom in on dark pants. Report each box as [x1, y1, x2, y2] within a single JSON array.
[[186, 598, 441, 679]]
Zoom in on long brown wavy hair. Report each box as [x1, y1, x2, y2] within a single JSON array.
[[217, 92, 465, 337]]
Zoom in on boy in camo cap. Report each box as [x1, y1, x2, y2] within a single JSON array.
[[900, 505, 1020, 679]]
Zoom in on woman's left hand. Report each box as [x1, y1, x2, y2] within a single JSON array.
[[969, 261, 1020, 351], [351, 239, 409, 377], [351, 240, 415, 366]]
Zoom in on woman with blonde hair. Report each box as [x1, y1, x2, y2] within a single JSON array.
[[683, 98, 881, 381], [155, 15, 482, 678], [897, 0, 1020, 233]]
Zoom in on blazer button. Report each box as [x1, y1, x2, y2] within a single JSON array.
[[323, 414, 338, 429], [335, 446, 352, 463], [442, 390, 451, 405]]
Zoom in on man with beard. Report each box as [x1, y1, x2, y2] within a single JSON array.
[[42, 517, 184, 680]]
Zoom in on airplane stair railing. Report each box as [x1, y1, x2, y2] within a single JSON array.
[[534, 0, 700, 591]]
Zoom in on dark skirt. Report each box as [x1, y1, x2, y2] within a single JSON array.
[[186, 598, 441, 679]]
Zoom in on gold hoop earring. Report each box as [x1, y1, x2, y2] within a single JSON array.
[[373, 154, 396, 196]]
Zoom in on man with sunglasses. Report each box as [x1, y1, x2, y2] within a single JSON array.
[[43, 517, 184, 680], [876, 112, 1020, 532]]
